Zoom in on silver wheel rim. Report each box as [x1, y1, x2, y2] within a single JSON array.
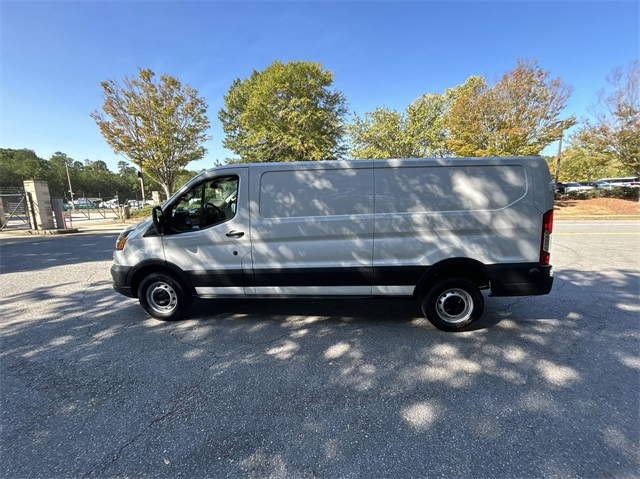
[[436, 288, 473, 324], [146, 281, 178, 315]]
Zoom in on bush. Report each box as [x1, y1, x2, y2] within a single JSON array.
[[597, 187, 640, 200], [560, 190, 591, 200], [129, 205, 154, 218]]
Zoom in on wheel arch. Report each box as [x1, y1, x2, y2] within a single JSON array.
[[414, 258, 493, 297], [128, 260, 196, 299]]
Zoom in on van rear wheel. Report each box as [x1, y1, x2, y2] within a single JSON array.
[[138, 272, 192, 321], [421, 278, 484, 332]]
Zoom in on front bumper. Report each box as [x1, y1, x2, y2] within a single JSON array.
[[111, 264, 134, 297]]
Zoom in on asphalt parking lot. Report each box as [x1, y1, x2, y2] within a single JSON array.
[[1, 220, 638, 478]]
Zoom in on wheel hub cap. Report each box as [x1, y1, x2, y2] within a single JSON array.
[[436, 289, 473, 324], [147, 282, 178, 313]]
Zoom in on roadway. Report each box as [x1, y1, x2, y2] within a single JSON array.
[[1, 220, 638, 478]]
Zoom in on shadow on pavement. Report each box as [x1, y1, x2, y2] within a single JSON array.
[[1, 255, 638, 477]]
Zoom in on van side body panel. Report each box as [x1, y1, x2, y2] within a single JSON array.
[[372, 158, 546, 293], [248, 160, 375, 295]]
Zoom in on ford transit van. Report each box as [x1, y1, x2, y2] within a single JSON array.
[[111, 157, 554, 331]]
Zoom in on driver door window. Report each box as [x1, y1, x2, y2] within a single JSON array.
[[169, 176, 239, 233]]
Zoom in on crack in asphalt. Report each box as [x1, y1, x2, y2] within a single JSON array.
[[84, 357, 219, 477], [83, 323, 293, 475], [493, 297, 524, 313]]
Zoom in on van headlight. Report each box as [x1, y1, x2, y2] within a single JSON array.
[[115, 224, 137, 250]]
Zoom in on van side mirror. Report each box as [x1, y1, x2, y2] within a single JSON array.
[[152, 206, 165, 235]]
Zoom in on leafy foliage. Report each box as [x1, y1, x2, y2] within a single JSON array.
[[9, 58, 636, 203], [549, 141, 629, 182], [129, 205, 154, 219], [0, 149, 185, 204], [348, 108, 414, 158], [574, 60, 639, 176], [348, 77, 483, 159], [91, 69, 211, 196], [404, 91, 452, 157], [446, 59, 576, 156], [0, 149, 48, 188], [219, 60, 348, 163]]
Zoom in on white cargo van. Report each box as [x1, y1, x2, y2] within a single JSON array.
[[112, 157, 554, 331]]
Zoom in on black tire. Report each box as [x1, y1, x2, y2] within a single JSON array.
[[138, 272, 193, 321], [421, 277, 484, 332]]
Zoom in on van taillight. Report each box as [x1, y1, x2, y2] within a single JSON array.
[[540, 209, 553, 265]]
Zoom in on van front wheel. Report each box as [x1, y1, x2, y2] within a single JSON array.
[[421, 278, 484, 332], [138, 272, 192, 321]]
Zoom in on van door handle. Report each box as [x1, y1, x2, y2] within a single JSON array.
[[226, 230, 245, 238]]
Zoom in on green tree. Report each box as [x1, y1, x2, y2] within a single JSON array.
[[83, 159, 109, 171], [91, 68, 211, 197], [47, 152, 78, 199], [550, 144, 625, 182], [575, 60, 639, 176], [447, 59, 576, 156], [348, 77, 483, 159], [78, 160, 116, 199], [0, 149, 48, 188], [348, 107, 414, 158], [117, 160, 137, 177], [219, 60, 348, 163], [405, 93, 449, 157]]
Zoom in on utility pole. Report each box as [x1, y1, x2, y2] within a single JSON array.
[[138, 169, 146, 205], [65, 159, 75, 209], [554, 133, 563, 185]]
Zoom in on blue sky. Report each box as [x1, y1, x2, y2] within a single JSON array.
[[2, 1, 639, 172]]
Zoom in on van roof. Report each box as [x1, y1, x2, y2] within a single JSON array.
[[205, 156, 545, 174]]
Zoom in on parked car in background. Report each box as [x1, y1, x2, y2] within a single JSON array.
[[564, 182, 594, 193], [596, 176, 640, 187], [64, 198, 98, 210], [553, 182, 567, 194], [594, 180, 615, 190], [99, 198, 120, 208], [127, 199, 154, 210]]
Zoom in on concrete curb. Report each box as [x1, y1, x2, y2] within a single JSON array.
[[554, 215, 640, 220]]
